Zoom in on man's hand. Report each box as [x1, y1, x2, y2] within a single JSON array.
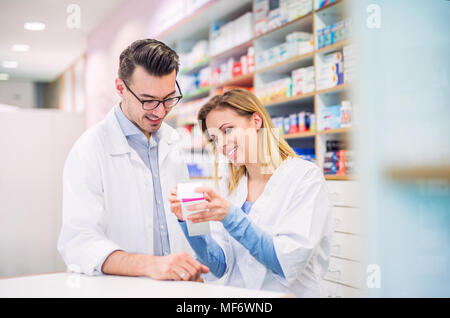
[[147, 252, 209, 281], [101, 250, 209, 281]]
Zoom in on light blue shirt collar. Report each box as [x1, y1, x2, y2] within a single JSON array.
[[114, 104, 160, 147]]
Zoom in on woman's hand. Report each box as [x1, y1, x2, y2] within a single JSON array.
[[187, 187, 231, 223], [168, 187, 183, 221]]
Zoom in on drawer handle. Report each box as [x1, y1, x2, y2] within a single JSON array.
[[330, 192, 340, 203], [331, 244, 341, 255], [327, 268, 342, 281], [333, 217, 342, 228]]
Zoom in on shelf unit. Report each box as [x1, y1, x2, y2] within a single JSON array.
[[158, 0, 354, 181], [180, 58, 211, 75], [182, 86, 211, 101], [156, 0, 363, 298]]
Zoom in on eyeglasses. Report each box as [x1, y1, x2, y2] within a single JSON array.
[[122, 80, 183, 110]]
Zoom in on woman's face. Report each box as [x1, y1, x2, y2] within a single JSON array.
[[205, 107, 262, 166]]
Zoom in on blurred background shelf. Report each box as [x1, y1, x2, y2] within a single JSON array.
[[318, 127, 351, 135], [180, 58, 211, 75], [165, 0, 355, 183], [182, 86, 211, 101], [385, 165, 450, 181], [325, 175, 353, 181], [212, 72, 254, 88], [284, 131, 317, 139]]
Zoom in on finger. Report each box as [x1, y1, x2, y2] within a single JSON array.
[[168, 193, 180, 202], [187, 210, 210, 220], [195, 277, 204, 283], [194, 186, 215, 197], [170, 205, 183, 219], [170, 202, 181, 210], [186, 202, 209, 212], [177, 263, 197, 281], [184, 257, 208, 280], [187, 211, 214, 223], [189, 216, 215, 223], [178, 254, 204, 281], [173, 267, 190, 281], [200, 265, 209, 274]]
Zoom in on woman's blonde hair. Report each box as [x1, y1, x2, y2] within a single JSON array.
[[197, 89, 297, 195]]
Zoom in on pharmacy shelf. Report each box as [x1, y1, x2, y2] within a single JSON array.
[[158, 0, 252, 45], [260, 84, 349, 112], [318, 127, 351, 135], [281, 127, 351, 140], [385, 165, 450, 181], [210, 38, 254, 61], [325, 175, 353, 181], [264, 91, 315, 108], [182, 86, 211, 101], [283, 131, 316, 140], [212, 72, 254, 88], [316, 83, 350, 95], [167, 0, 353, 182], [315, 0, 345, 14], [255, 51, 315, 75], [180, 58, 210, 75], [316, 39, 349, 55], [254, 11, 314, 41]]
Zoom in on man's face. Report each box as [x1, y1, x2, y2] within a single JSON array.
[[117, 66, 178, 137]]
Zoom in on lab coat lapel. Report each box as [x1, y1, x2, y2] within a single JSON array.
[[158, 123, 177, 165], [158, 137, 170, 166], [228, 173, 247, 206], [231, 162, 289, 290]]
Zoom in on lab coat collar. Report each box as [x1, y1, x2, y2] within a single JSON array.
[[227, 159, 291, 211], [102, 105, 179, 156]]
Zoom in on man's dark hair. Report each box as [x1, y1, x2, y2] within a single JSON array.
[[118, 39, 179, 83]]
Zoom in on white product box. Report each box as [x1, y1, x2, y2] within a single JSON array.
[[177, 182, 210, 236], [322, 51, 343, 64], [233, 12, 254, 46], [267, 8, 282, 30], [316, 75, 339, 90], [292, 66, 314, 95]]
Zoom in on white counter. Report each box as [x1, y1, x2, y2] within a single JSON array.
[[0, 272, 286, 298]]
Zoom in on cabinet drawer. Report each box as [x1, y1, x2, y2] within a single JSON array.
[[325, 257, 364, 288], [323, 280, 364, 298], [330, 232, 363, 261], [326, 181, 360, 207], [332, 206, 361, 234]]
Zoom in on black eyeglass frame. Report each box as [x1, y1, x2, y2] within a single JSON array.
[[122, 79, 183, 110]]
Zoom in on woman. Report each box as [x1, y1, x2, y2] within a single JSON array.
[[168, 89, 333, 297]]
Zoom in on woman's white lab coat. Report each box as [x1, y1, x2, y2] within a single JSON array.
[[210, 157, 333, 297], [57, 106, 193, 275]]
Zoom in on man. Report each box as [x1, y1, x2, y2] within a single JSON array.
[[58, 39, 209, 281]]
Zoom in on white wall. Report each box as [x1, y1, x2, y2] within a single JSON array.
[[0, 80, 35, 108], [0, 108, 85, 278]]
